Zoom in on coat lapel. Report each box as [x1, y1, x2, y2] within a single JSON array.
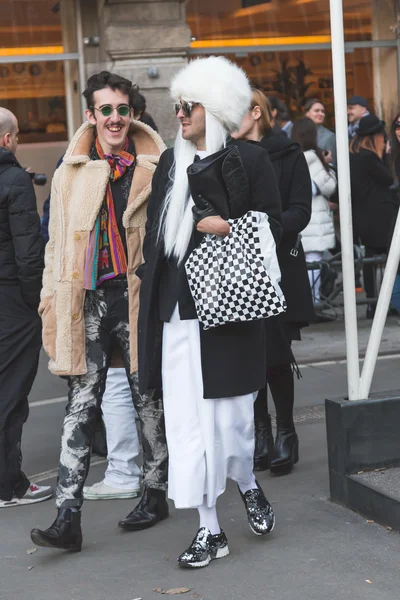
[[67, 161, 110, 232]]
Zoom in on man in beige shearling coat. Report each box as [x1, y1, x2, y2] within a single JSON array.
[[30, 72, 169, 552]]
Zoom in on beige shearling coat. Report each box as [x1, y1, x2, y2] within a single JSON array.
[[40, 120, 166, 376]]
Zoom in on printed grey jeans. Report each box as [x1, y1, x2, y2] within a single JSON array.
[[56, 286, 168, 509]]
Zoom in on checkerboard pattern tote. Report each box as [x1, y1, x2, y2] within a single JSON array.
[[185, 211, 286, 330]]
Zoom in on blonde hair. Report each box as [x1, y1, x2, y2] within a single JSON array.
[[250, 89, 273, 136]]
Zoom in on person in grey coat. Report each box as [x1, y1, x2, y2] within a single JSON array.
[[304, 98, 337, 167]]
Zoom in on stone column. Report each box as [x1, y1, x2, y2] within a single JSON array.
[[82, 0, 191, 143]]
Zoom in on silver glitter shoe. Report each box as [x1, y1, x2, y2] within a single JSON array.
[[238, 481, 275, 536], [177, 527, 230, 569]]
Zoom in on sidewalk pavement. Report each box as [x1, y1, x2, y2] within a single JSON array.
[[4, 313, 399, 599], [294, 314, 400, 364], [1, 418, 399, 600]]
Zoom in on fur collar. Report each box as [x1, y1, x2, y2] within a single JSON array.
[[63, 119, 165, 165]]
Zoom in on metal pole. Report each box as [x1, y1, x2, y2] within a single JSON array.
[[359, 210, 400, 398], [397, 1, 400, 103], [75, 0, 87, 122], [64, 60, 75, 140], [329, 0, 360, 400]]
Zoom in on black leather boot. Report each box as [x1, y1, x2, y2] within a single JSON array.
[[267, 363, 299, 475], [269, 427, 299, 475], [30, 508, 82, 552], [254, 414, 274, 472], [366, 303, 376, 320], [253, 388, 273, 471], [118, 487, 169, 531]]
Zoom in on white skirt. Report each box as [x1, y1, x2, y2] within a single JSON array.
[[162, 306, 257, 509]]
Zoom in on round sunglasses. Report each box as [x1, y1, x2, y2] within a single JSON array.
[[394, 121, 400, 130], [174, 100, 200, 117], [91, 104, 131, 117]]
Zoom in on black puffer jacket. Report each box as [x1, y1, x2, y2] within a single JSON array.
[[0, 147, 44, 309]]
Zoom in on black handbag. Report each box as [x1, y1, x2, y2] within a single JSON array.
[[187, 146, 238, 220]]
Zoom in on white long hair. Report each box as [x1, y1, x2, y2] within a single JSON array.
[[159, 110, 228, 264]]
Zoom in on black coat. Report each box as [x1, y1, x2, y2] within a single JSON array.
[[137, 140, 282, 398], [350, 149, 397, 248], [258, 133, 315, 326], [0, 147, 44, 309]]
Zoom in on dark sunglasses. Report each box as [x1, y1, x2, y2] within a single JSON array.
[[174, 100, 200, 117], [91, 104, 131, 117], [394, 121, 400, 130]]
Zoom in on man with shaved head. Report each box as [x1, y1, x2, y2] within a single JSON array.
[[0, 107, 52, 508], [0, 109, 18, 153]]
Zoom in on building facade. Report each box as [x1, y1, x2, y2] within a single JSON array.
[[0, 0, 399, 210]]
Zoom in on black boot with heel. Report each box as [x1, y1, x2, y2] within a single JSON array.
[[30, 508, 82, 552], [269, 427, 299, 475], [253, 388, 274, 471], [118, 487, 169, 531], [267, 363, 299, 476]]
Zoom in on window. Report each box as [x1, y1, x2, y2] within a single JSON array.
[[0, 60, 68, 143], [0, 0, 80, 143], [0, 0, 63, 50], [186, 0, 387, 47], [186, 0, 398, 123], [211, 48, 374, 126]]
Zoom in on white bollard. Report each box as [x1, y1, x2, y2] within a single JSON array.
[[329, 0, 361, 400]]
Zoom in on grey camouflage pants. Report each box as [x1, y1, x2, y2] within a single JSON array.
[[56, 286, 168, 509]]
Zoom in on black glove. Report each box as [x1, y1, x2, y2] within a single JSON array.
[[192, 194, 218, 226]]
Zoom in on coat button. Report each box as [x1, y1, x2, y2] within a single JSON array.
[[72, 272, 79, 279], [74, 233, 81, 241], [72, 313, 79, 321]]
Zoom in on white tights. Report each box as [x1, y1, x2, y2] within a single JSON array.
[[197, 473, 258, 535]]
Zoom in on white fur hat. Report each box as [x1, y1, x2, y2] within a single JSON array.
[[170, 56, 251, 133]]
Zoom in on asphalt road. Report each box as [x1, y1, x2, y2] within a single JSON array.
[[0, 349, 399, 600], [23, 348, 400, 483]]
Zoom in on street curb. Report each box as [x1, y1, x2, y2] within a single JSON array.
[[297, 350, 400, 366]]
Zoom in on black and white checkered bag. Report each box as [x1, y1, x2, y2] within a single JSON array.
[[185, 211, 286, 330]]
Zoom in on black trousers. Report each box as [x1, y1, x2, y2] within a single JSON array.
[[0, 285, 41, 501], [255, 322, 297, 429], [363, 246, 387, 300]]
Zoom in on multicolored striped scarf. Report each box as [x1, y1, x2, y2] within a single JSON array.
[[84, 137, 135, 290]]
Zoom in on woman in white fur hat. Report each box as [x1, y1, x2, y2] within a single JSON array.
[[137, 57, 282, 568]]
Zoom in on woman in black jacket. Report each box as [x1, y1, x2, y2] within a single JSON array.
[[350, 115, 397, 319], [388, 114, 400, 313], [233, 89, 314, 475], [389, 112, 400, 179]]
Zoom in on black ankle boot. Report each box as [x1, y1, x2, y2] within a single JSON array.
[[118, 487, 169, 531], [269, 427, 299, 475], [366, 304, 375, 320], [30, 508, 82, 552], [254, 413, 274, 472]]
